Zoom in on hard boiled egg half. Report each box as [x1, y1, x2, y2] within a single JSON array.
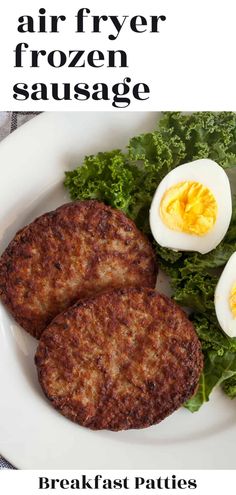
[[150, 159, 232, 254], [215, 253, 236, 338]]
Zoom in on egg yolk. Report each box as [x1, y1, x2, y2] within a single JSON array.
[[160, 181, 218, 236], [229, 283, 236, 318]]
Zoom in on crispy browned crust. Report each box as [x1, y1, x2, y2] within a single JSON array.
[[0, 201, 157, 339], [35, 288, 203, 431]]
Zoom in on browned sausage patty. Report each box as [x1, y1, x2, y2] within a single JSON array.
[[0, 201, 157, 339], [35, 288, 203, 431]]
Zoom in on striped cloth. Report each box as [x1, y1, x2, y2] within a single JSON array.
[[0, 112, 39, 142], [0, 112, 39, 469]]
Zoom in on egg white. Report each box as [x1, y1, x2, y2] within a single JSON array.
[[149, 159, 232, 254], [215, 252, 236, 338]]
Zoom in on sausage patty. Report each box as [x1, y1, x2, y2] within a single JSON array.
[[0, 201, 157, 338], [35, 288, 203, 431]]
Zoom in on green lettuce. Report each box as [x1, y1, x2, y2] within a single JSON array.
[[64, 112, 236, 411], [65, 112, 236, 233], [191, 314, 236, 353], [222, 375, 236, 398], [186, 350, 236, 412]]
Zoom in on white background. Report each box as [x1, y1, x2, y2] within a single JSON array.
[[0, 0, 236, 110], [0, 470, 235, 495], [0, 0, 236, 488]]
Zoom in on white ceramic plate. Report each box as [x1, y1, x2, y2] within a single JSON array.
[[0, 112, 235, 470]]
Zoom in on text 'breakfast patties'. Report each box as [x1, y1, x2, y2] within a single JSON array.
[[0, 201, 157, 338]]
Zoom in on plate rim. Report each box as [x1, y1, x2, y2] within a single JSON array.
[[0, 111, 236, 470]]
